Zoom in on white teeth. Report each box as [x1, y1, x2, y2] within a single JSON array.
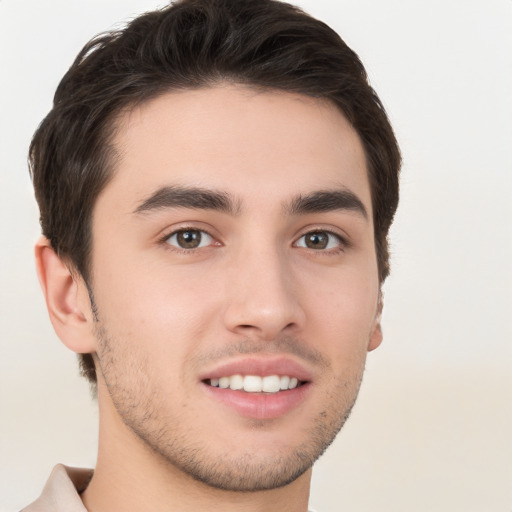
[[229, 374, 244, 391], [208, 375, 302, 393], [262, 375, 281, 393], [219, 377, 230, 389], [243, 375, 262, 392]]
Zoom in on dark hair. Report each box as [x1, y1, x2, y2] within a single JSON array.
[[29, 0, 401, 386]]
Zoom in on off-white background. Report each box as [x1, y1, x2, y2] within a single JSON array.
[[1, 1, 511, 510]]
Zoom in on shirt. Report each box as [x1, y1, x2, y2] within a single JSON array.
[[22, 465, 91, 512]]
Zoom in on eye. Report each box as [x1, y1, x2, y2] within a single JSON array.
[[295, 230, 343, 251], [166, 229, 214, 250]]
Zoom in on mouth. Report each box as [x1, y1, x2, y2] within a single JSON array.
[[205, 374, 303, 393], [200, 357, 312, 419]]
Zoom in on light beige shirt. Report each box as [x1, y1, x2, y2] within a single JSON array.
[[22, 465, 91, 512], [22, 464, 318, 511]]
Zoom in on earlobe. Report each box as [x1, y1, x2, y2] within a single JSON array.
[[35, 237, 97, 354], [367, 294, 383, 352]]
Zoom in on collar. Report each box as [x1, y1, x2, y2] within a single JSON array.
[[23, 464, 92, 511]]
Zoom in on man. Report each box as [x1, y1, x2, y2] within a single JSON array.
[[25, 0, 400, 510]]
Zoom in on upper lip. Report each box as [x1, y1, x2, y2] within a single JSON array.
[[198, 356, 313, 382]]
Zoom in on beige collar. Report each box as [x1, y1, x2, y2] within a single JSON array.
[[23, 464, 92, 512]]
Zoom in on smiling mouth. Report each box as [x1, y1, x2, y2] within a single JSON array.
[[205, 374, 304, 393]]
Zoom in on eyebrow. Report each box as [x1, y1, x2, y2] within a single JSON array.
[[287, 189, 368, 219], [134, 185, 367, 220], [134, 186, 240, 215]]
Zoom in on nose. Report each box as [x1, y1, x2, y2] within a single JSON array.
[[222, 245, 305, 341]]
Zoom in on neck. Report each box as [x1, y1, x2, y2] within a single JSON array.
[[81, 381, 312, 512]]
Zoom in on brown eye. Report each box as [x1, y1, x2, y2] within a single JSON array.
[[296, 231, 342, 251], [304, 232, 328, 249], [167, 229, 213, 249]]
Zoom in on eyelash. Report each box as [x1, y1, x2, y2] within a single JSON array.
[[294, 229, 348, 255], [159, 227, 348, 254], [160, 226, 218, 253]]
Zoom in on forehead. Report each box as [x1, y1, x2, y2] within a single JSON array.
[[101, 85, 371, 214]]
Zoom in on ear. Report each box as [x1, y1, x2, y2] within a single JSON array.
[[367, 292, 383, 352], [35, 237, 97, 354]]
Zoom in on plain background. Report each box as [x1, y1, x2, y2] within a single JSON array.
[[1, 1, 511, 510]]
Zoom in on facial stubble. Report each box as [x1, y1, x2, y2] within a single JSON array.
[[93, 316, 366, 492]]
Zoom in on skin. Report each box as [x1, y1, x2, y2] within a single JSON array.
[[36, 85, 382, 512]]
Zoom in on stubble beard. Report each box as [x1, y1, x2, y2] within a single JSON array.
[[94, 320, 365, 492]]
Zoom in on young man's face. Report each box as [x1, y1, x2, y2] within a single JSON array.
[[86, 85, 382, 491]]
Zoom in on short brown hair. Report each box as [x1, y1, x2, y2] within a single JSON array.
[[30, 0, 401, 385]]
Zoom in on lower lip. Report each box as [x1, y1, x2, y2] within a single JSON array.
[[201, 382, 310, 420]]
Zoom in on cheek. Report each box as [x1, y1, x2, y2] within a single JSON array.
[[307, 268, 379, 350], [294, 236, 379, 320], [91, 255, 223, 364]]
